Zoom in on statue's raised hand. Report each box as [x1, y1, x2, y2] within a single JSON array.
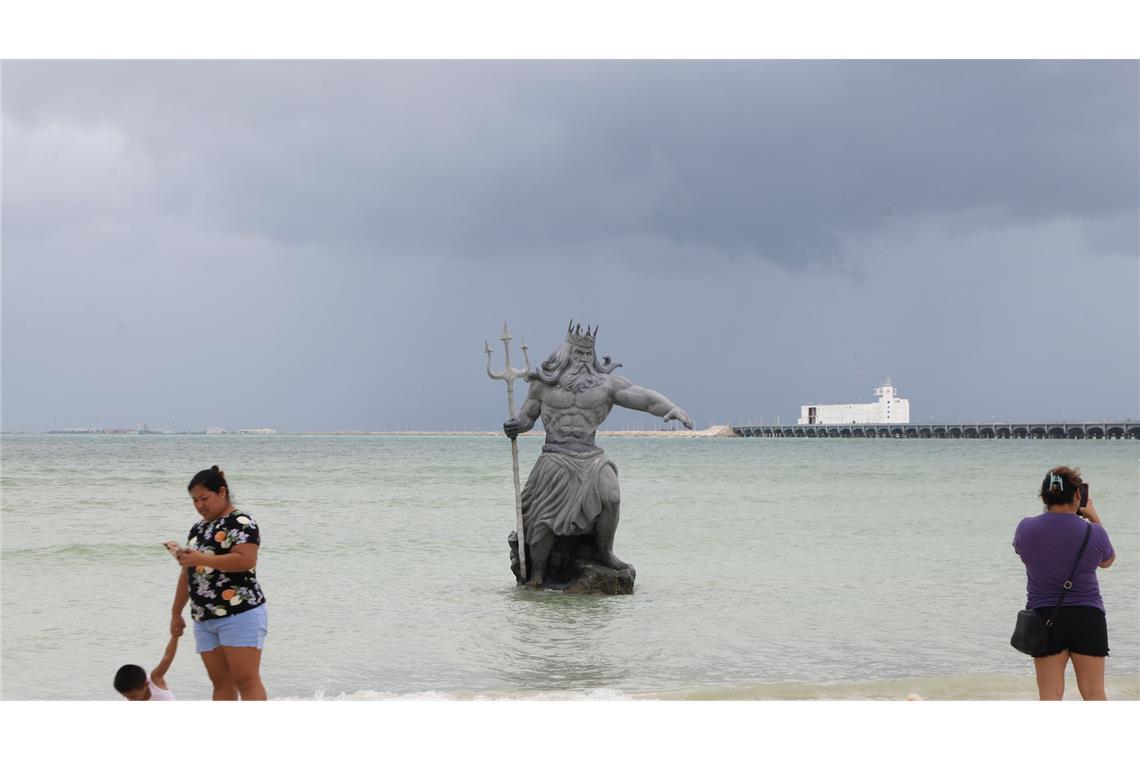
[[664, 406, 694, 430]]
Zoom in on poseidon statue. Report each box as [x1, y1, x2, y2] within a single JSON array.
[[504, 321, 693, 592]]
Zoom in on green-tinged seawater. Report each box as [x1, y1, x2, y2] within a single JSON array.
[[1, 434, 1137, 700]]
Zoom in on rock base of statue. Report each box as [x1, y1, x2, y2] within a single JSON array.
[[508, 531, 635, 594]]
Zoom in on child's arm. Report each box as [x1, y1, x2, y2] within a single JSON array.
[[161, 570, 188, 691], [150, 634, 180, 690]]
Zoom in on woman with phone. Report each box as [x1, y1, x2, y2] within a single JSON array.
[[170, 466, 268, 700], [1012, 466, 1115, 700]]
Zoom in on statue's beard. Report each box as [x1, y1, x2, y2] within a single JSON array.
[[558, 361, 604, 392]]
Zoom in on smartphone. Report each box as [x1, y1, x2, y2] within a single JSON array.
[[163, 541, 182, 558], [1078, 483, 1090, 510]]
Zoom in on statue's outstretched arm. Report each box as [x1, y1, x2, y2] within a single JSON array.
[[612, 378, 694, 429], [503, 389, 543, 439]]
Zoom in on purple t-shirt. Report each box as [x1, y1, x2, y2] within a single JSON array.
[[1013, 512, 1114, 613]]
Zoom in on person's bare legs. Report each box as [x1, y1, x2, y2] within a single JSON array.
[[221, 646, 266, 700], [1070, 653, 1107, 700], [1034, 650, 1069, 700], [200, 648, 238, 700]]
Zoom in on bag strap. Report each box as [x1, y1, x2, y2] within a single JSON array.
[[1044, 522, 1094, 627]]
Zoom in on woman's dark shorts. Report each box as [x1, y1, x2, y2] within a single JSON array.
[[1032, 605, 1109, 657]]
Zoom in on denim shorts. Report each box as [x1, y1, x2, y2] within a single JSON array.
[[194, 604, 268, 653]]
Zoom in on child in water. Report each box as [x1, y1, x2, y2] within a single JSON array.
[[114, 632, 180, 700]]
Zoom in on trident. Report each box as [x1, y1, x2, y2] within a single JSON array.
[[485, 322, 531, 582]]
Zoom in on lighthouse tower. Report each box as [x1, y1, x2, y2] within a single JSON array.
[[872, 378, 910, 424]]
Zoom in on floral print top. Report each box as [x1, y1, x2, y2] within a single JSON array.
[[185, 509, 266, 621]]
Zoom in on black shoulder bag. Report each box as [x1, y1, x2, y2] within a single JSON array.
[[1011, 521, 1093, 656]]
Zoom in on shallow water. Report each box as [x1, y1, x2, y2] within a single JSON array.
[[2, 434, 1137, 700]]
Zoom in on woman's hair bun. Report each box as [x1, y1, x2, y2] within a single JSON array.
[[188, 466, 231, 499], [1040, 466, 1081, 506]]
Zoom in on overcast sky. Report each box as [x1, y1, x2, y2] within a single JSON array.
[[2, 60, 1137, 432]]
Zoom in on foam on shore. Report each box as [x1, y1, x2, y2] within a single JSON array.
[[301, 673, 1139, 701]]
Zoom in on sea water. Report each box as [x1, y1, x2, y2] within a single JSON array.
[[1, 434, 1137, 700]]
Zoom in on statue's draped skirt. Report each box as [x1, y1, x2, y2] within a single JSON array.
[[521, 449, 617, 545]]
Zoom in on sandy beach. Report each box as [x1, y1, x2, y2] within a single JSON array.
[[293, 425, 741, 437]]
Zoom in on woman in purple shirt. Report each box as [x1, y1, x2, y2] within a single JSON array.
[[1013, 466, 1116, 700]]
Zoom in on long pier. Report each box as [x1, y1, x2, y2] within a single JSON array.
[[732, 422, 1140, 439]]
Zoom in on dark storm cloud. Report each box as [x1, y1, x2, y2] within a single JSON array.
[[2, 60, 1137, 432], [5, 61, 1136, 267]]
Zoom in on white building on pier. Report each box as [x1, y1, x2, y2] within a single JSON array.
[[798, 379, 910, 425]]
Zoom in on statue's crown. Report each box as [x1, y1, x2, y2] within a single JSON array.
[[565, 320, 597, 348]]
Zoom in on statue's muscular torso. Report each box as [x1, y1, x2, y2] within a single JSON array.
[[506, 368, 688, 453], [531, 376, 628, 453]]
